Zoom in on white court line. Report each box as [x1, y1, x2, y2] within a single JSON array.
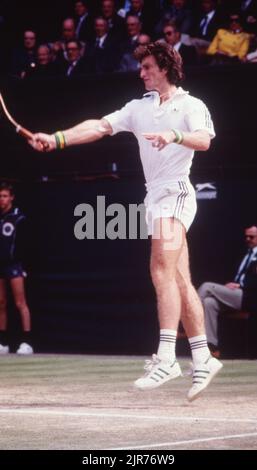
[[112, 432, 257, 450], [0, 408, 257, 424]]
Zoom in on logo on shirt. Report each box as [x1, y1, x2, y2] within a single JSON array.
[[2, 222, 15, 237]]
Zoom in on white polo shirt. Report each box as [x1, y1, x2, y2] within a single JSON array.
[[104, 87, 215, 184]]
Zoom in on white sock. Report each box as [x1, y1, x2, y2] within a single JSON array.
[[157, 329, 177, 361], [189, 335, 210, 365]]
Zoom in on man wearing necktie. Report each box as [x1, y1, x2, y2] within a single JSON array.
[[200, 13, 209, 37], [198, 225, 257, 357]]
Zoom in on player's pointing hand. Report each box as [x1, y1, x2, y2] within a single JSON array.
[[142, 131, 175, 150]]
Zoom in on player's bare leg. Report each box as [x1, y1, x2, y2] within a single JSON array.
[[134, 217, 183, 390], [176, 241, 223, 401]]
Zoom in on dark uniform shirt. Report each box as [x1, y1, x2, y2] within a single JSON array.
[[0, 207, 26, 266]]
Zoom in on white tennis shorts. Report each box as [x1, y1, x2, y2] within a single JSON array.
[[144, 179, 197, 235]]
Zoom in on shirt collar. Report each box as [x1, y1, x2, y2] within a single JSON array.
[[206, 10, 215, 21], [143, 87, 189, 100], [174, 41, 181, 51]]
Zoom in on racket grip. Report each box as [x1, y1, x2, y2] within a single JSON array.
[[17, 126, 49, 150], [16, 125, 34, 140]]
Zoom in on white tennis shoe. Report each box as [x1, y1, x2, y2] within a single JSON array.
[[16, 342, 33, 355], [134, 354, 182, 390], [0, 344, 9, 355], [187, 355, 223, 402]]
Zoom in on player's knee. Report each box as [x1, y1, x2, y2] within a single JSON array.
[[151, 258, 176, 287]]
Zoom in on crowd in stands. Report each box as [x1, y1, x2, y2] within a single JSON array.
[[1, 0, 257, 79]]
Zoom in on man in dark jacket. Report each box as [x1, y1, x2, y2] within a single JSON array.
[[163, 20, 198, 65], [0, 182, 33, 355], [198, 224, 257, 357]]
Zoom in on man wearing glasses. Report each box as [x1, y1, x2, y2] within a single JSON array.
[[65, 40, 85, 77], [198, 225, 257, 357], [163, 20, 198, 65]]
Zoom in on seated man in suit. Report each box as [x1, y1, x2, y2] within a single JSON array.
[[64, 40, 87, 77], [198, 224, 257, 357], [162, 20, 198, 65]]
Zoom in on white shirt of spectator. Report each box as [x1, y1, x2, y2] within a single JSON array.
[[118, 1, 132, 18], [104, 87, 215, 183], [200, 10, 215, 36], [96, 34, 107, 48], [131, 34, 139, 44], [174, 41, 182, 52], [67, 60, 79, 76]]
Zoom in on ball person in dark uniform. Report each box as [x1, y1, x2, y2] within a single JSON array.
[[0, 182, 33, 354]]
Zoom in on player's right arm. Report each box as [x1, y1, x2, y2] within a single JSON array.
[[29, 118, 112, 152]]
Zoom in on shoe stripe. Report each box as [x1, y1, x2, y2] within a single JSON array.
[[154, 372, 166, 379], [204, 355, 212, 364], [193, 374, 209, 378], [157, 368, 170, 376], [150, 376, 160, 383]]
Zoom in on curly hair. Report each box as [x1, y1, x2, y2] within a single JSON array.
[[0, 182, 14, 195], [134, 40, 184, 86]]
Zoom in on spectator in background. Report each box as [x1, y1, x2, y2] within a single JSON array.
[[238, 0, 257, 34], [120, 14, 142, 54], [52, 18, 85, 62], [162, 20, 198, 65], [127, 0, 159, 36], [85, 17, 120, 74], [10, 29, 37, 78], [189, 0, 226, 58], [101, 0, 126, 40], [0, 182, 33, 355], [155, 0, 193, 38], [198, 224, 257, 358], [74, 0, 94, 42], [207, 13, 250, 63], [64, 39, 89, 76], [118, 32, 150, 71], [25, 44, 59, 78]]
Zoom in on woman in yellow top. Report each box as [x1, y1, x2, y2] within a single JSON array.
[[207, 14, 250, 63]]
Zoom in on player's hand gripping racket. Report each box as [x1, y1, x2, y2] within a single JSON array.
[[0, 92, 49, 150]]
